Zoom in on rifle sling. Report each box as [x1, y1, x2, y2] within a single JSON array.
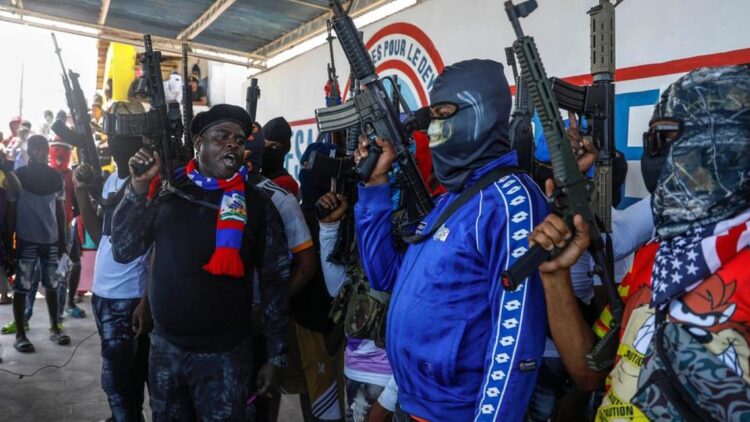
[[403, 166, 526, 244]]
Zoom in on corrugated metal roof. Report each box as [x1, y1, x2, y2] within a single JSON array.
[[195, 0, 324, 52], [106, 0, 212, 41], [0, 0, 396, 68]]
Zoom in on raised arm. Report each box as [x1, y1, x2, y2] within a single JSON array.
[[111, 148, 159, 263], [72, 165, 103, 244]]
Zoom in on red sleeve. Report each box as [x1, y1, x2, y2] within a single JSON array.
[[412, 131, 445, 197], [272, 175, 300, 197]]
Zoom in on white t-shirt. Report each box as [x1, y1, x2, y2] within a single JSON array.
[[255, 177, 312, 253], [92, 174, 150, 299]]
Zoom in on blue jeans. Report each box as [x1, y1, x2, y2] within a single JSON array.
[[25, 260, 69, 322], [92, 295, 149, 422], [14, 241, 59, 294]]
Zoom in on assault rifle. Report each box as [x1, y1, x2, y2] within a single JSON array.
[[130, 34, 179, 183], [326, 19, 342, 107], [550, 0, 620, 235], [321, 0, 434, 236], [500, 0, 623, 371], [182, 43, 194, 155], [245, 78, 260, 123], [51, 33, 102, 178], [505, 46, 535, 174]]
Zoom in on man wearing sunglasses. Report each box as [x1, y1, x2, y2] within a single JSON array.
[[353, 59, 549, 421], [529, 65, 750, 420]]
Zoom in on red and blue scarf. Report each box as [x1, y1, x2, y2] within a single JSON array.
[[185, 159, 248, 278]]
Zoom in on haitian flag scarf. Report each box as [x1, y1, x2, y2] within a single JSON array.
[[185, 159, 248, 278]]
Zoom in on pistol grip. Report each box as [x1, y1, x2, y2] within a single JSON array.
[[354, 143, 382, 182], [130, 146, 157, 177], [500, 244, 551, 291]]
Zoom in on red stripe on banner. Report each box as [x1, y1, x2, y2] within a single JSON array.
[[287, 117, 318, 127], [376, 59, 430, 106], [293, 47, 750, 126], [366, 22, 445, 73], [715, 224, 746, 264], [509, 47, 750, 95]]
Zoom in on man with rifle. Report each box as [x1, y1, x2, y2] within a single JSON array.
[[531, 64, 750, 421], [353, 57, 549, 421], [111, 104, 290, 420]]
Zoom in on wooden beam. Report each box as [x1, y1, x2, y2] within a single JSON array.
[[177, 0, 236, 41], [98, 0, 111, 26], [285, 0, 329, 11]]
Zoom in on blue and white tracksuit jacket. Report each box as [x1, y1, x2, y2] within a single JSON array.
[[354, 152, 549, 421]]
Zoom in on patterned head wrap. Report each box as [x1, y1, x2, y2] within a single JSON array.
[[651, 65, 750, 239]]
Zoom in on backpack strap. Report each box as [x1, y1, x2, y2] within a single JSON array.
[[403, 166, 526, 244]]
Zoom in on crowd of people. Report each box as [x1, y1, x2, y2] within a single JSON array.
[[0, 56, 748, 422]]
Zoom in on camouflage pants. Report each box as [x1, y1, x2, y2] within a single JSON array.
[[92, 295, 149, 422], [149, 333, 252, 421]]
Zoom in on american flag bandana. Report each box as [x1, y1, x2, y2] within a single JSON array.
[[652, 208, 750, 308]]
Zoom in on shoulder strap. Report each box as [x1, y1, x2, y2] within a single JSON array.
[[403, 166, 526, 244], [97, 177, 130, 208]]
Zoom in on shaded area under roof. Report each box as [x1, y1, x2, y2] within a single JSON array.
[[0, 0, 397, 68]]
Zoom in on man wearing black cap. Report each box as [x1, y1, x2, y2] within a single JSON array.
[[262, 117, 299, 197], [111, 104, 290, 420]]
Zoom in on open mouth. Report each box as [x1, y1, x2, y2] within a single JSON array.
[[221, 153, 238, 167]]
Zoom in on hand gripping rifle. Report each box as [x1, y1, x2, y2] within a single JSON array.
[[51, 33, 103, 179], [322, 0, 434, 236], [182, 43, 194, 156], [500, 0, 623, 371]]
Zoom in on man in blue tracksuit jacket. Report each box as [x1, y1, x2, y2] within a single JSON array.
[[353, 59, 549, 421]]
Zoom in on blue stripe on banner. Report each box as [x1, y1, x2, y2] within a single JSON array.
[[215, 228, 244, 248], [475, 174, 535, 422]]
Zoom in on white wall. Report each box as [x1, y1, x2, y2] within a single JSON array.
[[230, 0, 750, 204], [0, 22, 97, 134]]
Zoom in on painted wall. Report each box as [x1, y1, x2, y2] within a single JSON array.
[[231, 0, 750, 204]]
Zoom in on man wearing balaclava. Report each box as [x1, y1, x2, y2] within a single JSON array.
[[353, 59, 550, 421], [262, 117, 299, 197], [529, 65, 750, 420]]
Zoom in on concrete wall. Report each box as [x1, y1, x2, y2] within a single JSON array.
[[225, 0, 750, 203]]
